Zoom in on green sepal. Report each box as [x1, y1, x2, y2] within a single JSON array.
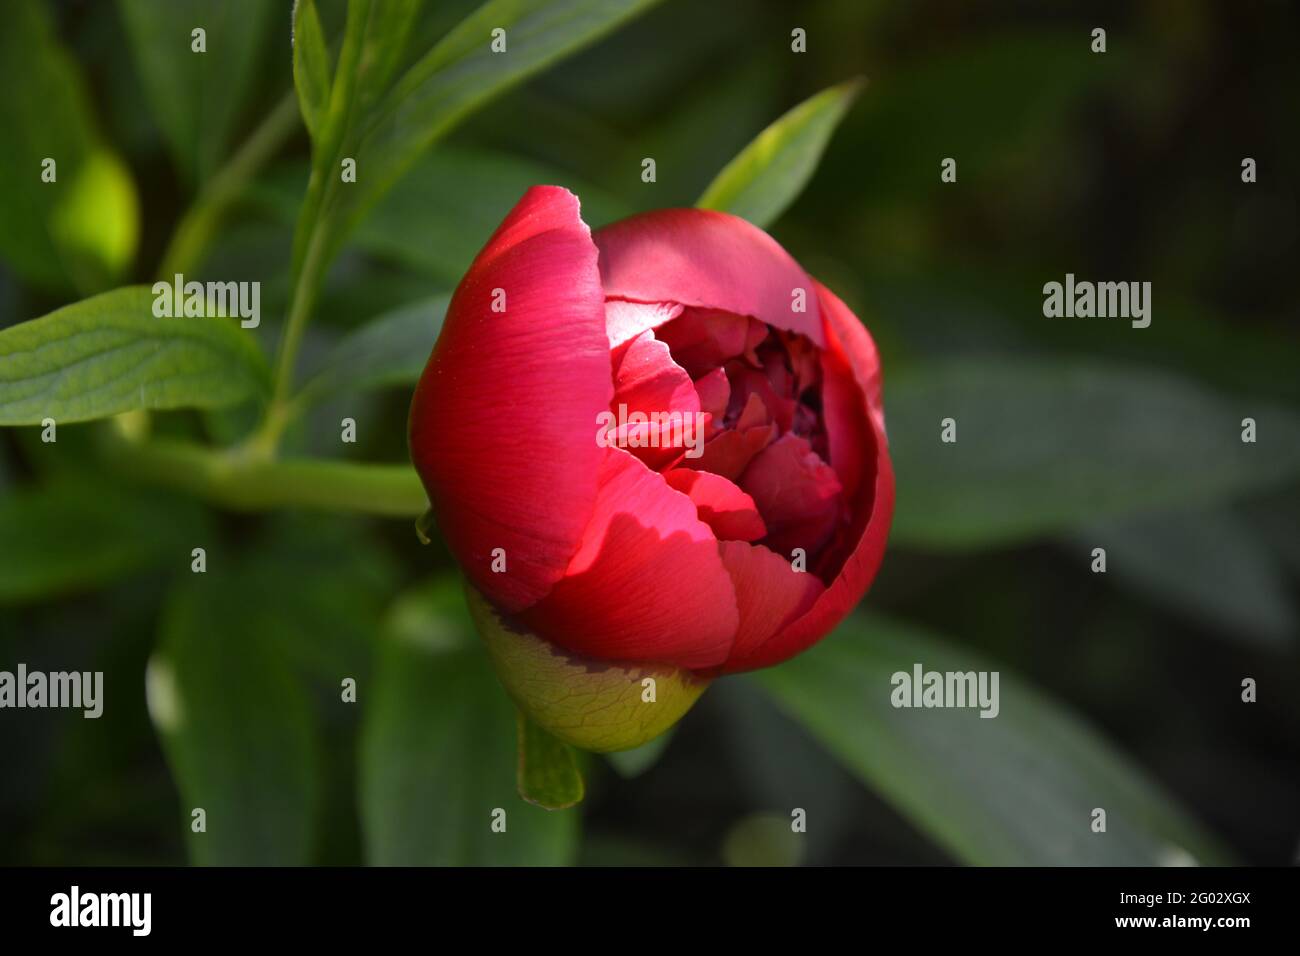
[[516, 711, 585, 810], [465, 584, 710, 753], [414, 507, 435, 545]]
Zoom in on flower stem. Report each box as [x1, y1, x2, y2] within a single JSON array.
[[158, 91, 301, 279], [269, 223, 330, 408], [104, 429, 426, 517]]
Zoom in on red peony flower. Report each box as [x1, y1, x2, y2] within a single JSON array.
[[409, 186, 892, 751]]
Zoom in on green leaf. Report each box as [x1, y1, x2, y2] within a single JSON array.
[[517, 712, 585, 809], [297, 295, 448, 406], [697, 79, 862, 228], [332, 0, 424, 127], [238, 515, 399, 682], [0, 477, 205, 605], [887, 358, 1300, 549], [295, 0, 423, 203], [0, 287, 269, 425], [292, 0, 332, 140], [283, 0, 423, 309], [279, 0, 656, 378], [337, 0, 661, 250], [0, 0, 139, 291], [359, 578, 579, 865], [149, 570, 322, 865], [755, 613, 1232, 866], [1072, 508, 1296, 648], [119, 0, 277, 185]]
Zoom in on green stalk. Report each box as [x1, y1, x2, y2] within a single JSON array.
[[106, 433, 427, 517], [158, 91, 301, 279], [269, 222, 330, 410], [257, 1, 373, 447]]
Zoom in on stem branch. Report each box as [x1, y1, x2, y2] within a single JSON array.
[[159, 91, 301, 279], [104, 430, 426, 518]]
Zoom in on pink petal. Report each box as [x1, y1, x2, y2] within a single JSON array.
[[716, 541, 825, 672], [519, 447, 739, 669], [410, 186, 610, 613], [606, 299, 683, 351], [663, 469, 767, 542], [594, 208, 826, 346]]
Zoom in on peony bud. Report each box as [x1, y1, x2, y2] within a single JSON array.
[[409, 186, 893, 750]]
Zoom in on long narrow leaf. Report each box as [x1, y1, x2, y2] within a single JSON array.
[[698, 80, 862, 228], [755, 613, 1232, 866]]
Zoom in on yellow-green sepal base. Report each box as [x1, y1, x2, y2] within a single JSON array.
[[465, 585, 711, 753]]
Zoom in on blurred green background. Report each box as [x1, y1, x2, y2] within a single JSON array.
[[0, 0, 1297, 865]]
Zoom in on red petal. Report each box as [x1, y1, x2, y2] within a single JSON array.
[[729, 364, 795, 433], [744, 318, 770, 364], [784, 331, 821, 394], [663, 469, 767, 542], [686, 422, 776, 482], [611, 330, 703, 470], [519, 447, 739, 669], [721, 282, 893, 673], [614, 330, 699, 415], [820, 336, 868, 502], [818, 283, 885, 432], [763, 348, 794, 397], [594, 209, 826, 346], [717, 541, 824, 672], [735, 390, 771, 430], [654, 309, 750, 377], [740, 433, 844, 559], [694, 367, 730, 438], [409, 187, 610, 613]]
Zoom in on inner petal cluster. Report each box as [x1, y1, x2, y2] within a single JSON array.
[[606, 303, 848, 584]]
